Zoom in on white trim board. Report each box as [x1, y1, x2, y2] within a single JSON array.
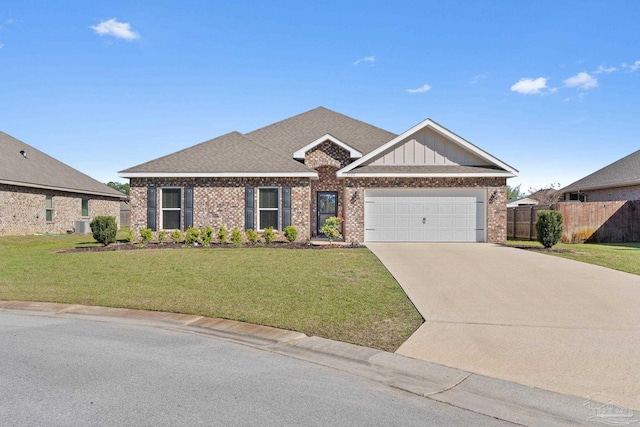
[[293, 134, 362, 159]]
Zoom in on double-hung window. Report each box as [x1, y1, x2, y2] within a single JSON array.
[[81, 198, 89, 217], [162, 188, 181, 230], [45, 195, 53, 222], [258, 188, 279, 230]]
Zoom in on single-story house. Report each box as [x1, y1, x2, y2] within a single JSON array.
[[562, 149, 640, 202], [507, 197, 539, 208], [119, 107, 518, 243], [0, 131, 127, 236]]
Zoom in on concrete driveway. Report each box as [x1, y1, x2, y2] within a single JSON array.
[[367, 243, 640, 411]]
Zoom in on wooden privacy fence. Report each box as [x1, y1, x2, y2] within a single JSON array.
[[507, 201, 640, 243]]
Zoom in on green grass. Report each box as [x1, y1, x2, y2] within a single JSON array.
[[507, 239, 640, 276], [0, 234, 423, 352]]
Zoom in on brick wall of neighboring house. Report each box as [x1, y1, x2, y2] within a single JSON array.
[[305, 140, 352, 237], [129, 177, 311, 240], [578, 185, 640, 202], [0, 183, 121, 236], [343, 177, 508, 244]]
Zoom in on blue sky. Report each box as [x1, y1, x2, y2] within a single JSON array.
[[1, 1, 639, 193]]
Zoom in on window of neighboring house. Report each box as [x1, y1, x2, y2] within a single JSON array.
[[45, 195, 53, 222], [568, 192, 587, 202], [81, 198, 89, 217], [258, 188, 279, 230], [161, 188, 181, 230]]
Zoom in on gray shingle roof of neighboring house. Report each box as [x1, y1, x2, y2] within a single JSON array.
[[562, 150, 640, 192], [119, 131, 316, 176], [246, 106, 397, 157], [0, 131, 126, 198]]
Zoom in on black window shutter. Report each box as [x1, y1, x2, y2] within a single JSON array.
[[245, 186, 254, 230], [147, 186, 157, 231], [184, 186, 194, 230], [282, 186, 291, 229]]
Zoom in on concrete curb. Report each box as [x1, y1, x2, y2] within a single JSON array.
[[1, 301, 597, 425]]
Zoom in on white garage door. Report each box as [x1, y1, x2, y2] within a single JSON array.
[[364, 189, 486, 242]]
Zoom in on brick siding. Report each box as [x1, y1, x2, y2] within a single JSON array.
[[0, 183, 121, 236]]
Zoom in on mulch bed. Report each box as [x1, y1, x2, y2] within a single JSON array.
[[59, 241, 360, 253]]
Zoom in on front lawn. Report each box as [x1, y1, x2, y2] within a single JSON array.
[[506, 239, 640, 276], [0, 234, 423, 352]]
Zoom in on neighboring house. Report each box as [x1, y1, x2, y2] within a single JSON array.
[[119, 107, 518, 243], [0, 131, 127, 236], [562, 150, 640, 202], [507, 197, 539, 208]]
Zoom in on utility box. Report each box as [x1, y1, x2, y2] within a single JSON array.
[[73, 220, 91, 234]]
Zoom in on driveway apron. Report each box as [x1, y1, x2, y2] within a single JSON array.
[[367, 243, 640, 411]]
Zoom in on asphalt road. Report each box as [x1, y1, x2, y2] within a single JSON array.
[[0, 311, 514, 426]]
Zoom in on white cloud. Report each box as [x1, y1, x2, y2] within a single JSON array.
[[91, 18, 139, 40], [563, 97, 571, 102], [629, 60, 640, 72], [563, 72, 598, 90], [510, 77, 548, 95], [593, 65, 618, 74], [0, 42, 3, 49], [354, 55, 375, 65], [407, 84, 432, 94], [470, 74, 487, 84]]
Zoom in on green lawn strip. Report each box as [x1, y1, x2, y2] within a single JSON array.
[[0, 235, 422, 352], [506, 239, 640, 276]]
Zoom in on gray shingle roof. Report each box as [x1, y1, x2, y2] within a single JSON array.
[[246, 107, 397, 157], [0, 131, 126, 198], [562, 150, 640, 192], [119, 131, 315, 175]]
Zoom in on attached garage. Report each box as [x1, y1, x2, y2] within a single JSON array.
[[364, 188, 486, 242]]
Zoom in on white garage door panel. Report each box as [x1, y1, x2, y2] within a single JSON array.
[[364, 189, 486, 242]]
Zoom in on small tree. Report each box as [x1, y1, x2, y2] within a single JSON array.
[[536, 210, 563, 248], [90, 216, 117, 246], [284, 225, 298, 242]]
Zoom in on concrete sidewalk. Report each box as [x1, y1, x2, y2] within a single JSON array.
[[0, 301, 606, 425], [367, 243, 640, 412]]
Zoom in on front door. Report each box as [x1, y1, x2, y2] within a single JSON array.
[[317, 191, 338, 235]]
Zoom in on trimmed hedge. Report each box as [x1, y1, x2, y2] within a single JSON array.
[[536, 210, 563, 248]]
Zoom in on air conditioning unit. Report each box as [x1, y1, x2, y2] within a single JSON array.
[[73, 220, 91, 234]]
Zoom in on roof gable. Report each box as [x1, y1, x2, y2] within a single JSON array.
[[0, 131, 126, 198], [338, 119, 518, 177], [293, 134, 362, 159], [562, 150, 640, 192], [119, 131, 316, 178]]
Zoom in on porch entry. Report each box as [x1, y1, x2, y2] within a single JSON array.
[[317, 191, 338, 234]]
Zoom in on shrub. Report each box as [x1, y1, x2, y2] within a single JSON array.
[[263, 227, 275, 244], [185, 226, 200, 244], [170, 229, 183, 244], [218, 226, 228, 244], [90, 216, 117, 246], [536, 210, 563, 248], [200, 226, 214, 246], [139, 228, 153, 244], [320, 216, 343, 243], [231, 227, 243, 247], [245, 228, 259, 243], [284, 225, 298, 242], [123, 228, 134, 243], [158, 230, 167, 244]]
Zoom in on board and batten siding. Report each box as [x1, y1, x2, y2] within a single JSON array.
[[372, 128, 491, 167]]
